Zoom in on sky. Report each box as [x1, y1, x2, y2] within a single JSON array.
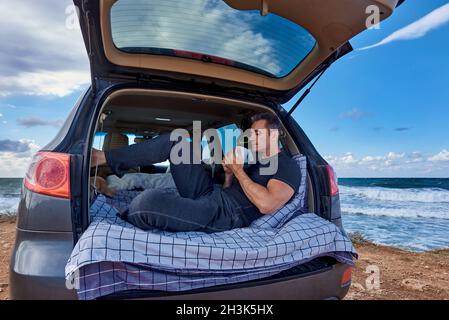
[[0, 0, 448, 178]]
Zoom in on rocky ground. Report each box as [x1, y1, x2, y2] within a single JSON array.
[[1, 217, 448, 300], [347, 234, 449, 300]]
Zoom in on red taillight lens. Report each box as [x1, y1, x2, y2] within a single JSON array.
[[24, 152, 71, 198], [326, 165, 339, 196], [341, 267, 352, 287]]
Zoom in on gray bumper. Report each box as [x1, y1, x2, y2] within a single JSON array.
[[9, 228, 77, 300]]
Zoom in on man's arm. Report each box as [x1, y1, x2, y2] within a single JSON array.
[[224, 150, 294, 215], [233, 169, 294, 215]]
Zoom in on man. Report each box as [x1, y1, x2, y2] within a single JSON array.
[[91, 113, 301, 233]]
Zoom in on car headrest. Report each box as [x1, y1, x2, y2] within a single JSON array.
[[103, 133, 129, 150]]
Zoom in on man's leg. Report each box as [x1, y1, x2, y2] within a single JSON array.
[[105, 132, 214, 199], [104, 133, 174, 178], [168, 140, 214, 199], [126, 189, 233, 233]]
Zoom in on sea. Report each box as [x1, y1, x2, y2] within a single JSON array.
[[1, 177, 448, 252]]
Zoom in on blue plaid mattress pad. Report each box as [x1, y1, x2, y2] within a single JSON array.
[[65, 155, 357, 299]]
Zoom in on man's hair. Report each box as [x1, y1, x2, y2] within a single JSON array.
[[250, 113, 284, 136]]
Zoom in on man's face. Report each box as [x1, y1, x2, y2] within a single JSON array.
[[249, 120, 278, 154]]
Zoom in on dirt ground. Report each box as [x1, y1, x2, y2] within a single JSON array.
[[0, 216, 15, 300], [0, 217, 448, 300], [347, 239, 449, 300]]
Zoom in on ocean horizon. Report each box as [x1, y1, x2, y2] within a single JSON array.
[[1, 177, 449, 252]]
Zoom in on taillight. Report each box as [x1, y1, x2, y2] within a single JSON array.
[[341, 267, 352, 287], [326, 165, 339, 196], [24, 152, 71, 198]]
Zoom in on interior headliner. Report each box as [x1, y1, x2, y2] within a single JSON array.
[[99, 89, 288, 139]]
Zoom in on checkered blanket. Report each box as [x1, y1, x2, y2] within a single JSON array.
[[65, 156, 357, 299]]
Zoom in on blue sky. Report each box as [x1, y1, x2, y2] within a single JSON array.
[[0, 0, 449, 177], [290, 0, 449, 177]]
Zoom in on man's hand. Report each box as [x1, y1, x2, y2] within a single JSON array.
[[91, 148, 106, 167], [222, 162, 233, 188], [223, 148, 244, 175], [222, 156, 235, 188], [226, 147, 295, 215], [222, 163, 233, 175]]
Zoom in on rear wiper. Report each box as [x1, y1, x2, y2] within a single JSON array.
[[286, 65, 329, 117]]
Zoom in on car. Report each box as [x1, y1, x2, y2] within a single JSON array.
[[9, 0, 404, 300]]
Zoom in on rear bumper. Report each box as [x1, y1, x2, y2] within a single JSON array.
[[9, 228, 77, 300], [104, 262, 351, 300], [9, 229, 350, 300]]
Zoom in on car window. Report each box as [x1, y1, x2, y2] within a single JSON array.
[[129, 134, 170, 167], [110, 0, 316, 78], [92, 132, 137, 150], [93, 132, 107, 150], [202, 124, 255, 163], [217, 124, 241, 155]]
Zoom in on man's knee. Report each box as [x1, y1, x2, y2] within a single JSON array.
[[126, 189, 167, 229], [129, 189, 164, 210], [126, 210, 150, 230]]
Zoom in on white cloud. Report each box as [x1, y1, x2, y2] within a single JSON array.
[[386, 152, 405, 160], [340, 153, 358, 164], [359, 3, 449, 50], [0, 0, 89, 97], [0, 139, 40, 178], [325, 149, 449, 177], [17, 116, 64, 128], [339, 108, 371, 120], [0, 104, 17, 109], [0, 0, 292, 96], [429, 149, 449, 162], [0, 71, 89, 97]]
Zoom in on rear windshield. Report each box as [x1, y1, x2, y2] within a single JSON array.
[[110, 0, 316, 78]]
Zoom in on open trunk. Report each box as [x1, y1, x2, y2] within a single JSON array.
[[88, 88, 316, 211], [72, 88, 356, 299]]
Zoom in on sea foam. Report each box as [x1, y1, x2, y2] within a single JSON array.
[[340, 185, 449, 203]]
